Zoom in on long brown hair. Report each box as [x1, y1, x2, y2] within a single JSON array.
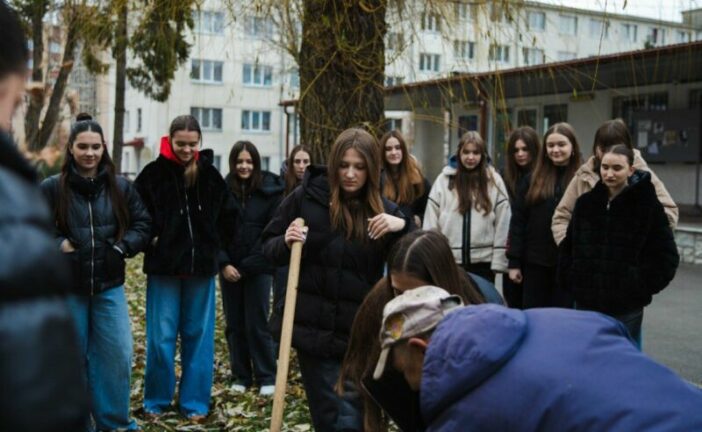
[[593, 118, 633, 156], [284, 144, 312, 196], [379, 130, 425, 205], [227, 140, 262, 200], [169, 115, 202, 187], [328, 128, 384, 241], [503, 126, 539, 197], [340, 229, 485, 431], [526, 122, 582, 204], [57, 113, 129, 240], [452, 131, 492, 215]]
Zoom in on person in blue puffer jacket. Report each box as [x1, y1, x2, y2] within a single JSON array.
[[374, 287, 702, 432]]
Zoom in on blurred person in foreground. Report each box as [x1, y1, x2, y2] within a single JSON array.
[[373, 286, 702, 431], [0, 2, 88, 430]]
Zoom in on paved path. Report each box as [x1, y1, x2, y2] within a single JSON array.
[[643, 263, 702, 385]]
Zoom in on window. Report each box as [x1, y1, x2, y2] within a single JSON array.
[[589, 18, 609, 38], [421, 12, 441, 32], [137, 108, 142, 133], [517, 108, 537, 129], [241, 110, 271, 132], [522, 47, 544, 66], [488, 44, 510, 63], [677, 31, 690, 43], [419, 53, 440, 72], [457, 115, 478, 139], [194, 11, 224, 34], [559, 15, 577, 36], [455, 2, 470, 20], [621, 23, 637, 43], [490, 3, 508, 22], [612, 92, 668, 133], [557, 51, 576, 61], [191, 107, 223, 131], [244, 16, 273, 38], [191, 59, 223, 83], [124, 111, 130, 133], [386, 32, 404, 51], [289, 69, 299, 89], [262, 156, 270, 171], [243, 64, 273, 86], [49, 41, 61, 53], [543, 104, 568, 131], [527, 11, 545, 31], [385, 118, 403, 132], [213, 155, 222, 171], [385, 75, 404, 86], [454, 40, 475, 60], [647, 27, 665, 45]]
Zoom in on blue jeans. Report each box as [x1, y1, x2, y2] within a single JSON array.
[[67, 287, 137, 431], [144, 275, 215, 417], [297, 350, 363, 431], [220, 273, 277, 387]]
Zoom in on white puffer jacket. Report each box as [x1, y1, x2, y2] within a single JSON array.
[[423, 165, 511, 272]]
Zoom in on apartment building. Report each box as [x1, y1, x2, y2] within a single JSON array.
[[114, 1, 700, 175]]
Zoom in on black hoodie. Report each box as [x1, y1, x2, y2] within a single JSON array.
[[262, 165, 411, 358]]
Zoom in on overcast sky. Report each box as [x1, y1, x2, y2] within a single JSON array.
[[538, 0, 701, 22]]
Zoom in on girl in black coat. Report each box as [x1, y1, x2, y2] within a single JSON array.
[[134, 115, 232, 419], [559, 145, 679, 348], [220, 141, 283, 396], [262, 128, 411, 432], [40, 114, 150, 431]]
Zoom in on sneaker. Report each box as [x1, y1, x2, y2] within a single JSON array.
[[230, 383, 247, 393], [259, 385, 275, 396]]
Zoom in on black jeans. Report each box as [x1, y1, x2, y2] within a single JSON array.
[[220, 273, 277, 387], [502, 277, 524, 309], [462, 262, 495, 284], [297, 350, 363, 431]]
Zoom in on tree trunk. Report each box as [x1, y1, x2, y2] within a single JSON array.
[[298, 0, 387, 164], [33, 8, 80, 152], [24, 0, 49, 151], [112, 0, 128, 174]]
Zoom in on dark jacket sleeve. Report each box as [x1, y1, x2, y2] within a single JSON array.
[[115, 179, 152, 257], [214, 171, 238, 271], [133, 165, 159, 239], [506, 175, 530, 269], [239, 191, 284, 276], [411, 177, 432, 223], [556, 205, 576, 294], [39, 176, 70, 249], [262, 188, 302, 267], [641, 200, 679, 296]]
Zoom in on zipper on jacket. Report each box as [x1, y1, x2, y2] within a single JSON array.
[[184, 188, 196, 274], [88, 201, 95, 295]]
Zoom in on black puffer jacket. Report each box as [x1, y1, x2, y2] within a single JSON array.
[[558, 171, 679, 314], [134, 144, 233, 277], [222, 171, 284, 277], [262, 165, 411, 359], [507, 168, 567, 268], [41, 165, 151, 296], [0, 131, 89, 431], [381, 170, 431, 224]]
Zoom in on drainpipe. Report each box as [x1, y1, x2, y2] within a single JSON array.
[[283, 104, 290, 157]]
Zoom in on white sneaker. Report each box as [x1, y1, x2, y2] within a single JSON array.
[[259, 385, 275, 396], [230, 383, 247, 393]]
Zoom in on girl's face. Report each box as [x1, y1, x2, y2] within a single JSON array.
[[513, 139, 531, 167], [384, 137, 403, 166], [545, 132, 573, 166], [460, 142, 482, 171], [389, 272, 428, 297], [292, 150, 311, 180], [236, 150, 255, 180], [600, 153, 634, 193], [172, 130, 200, 164], [338, 148, 368, 194], [70, 131, 104, 175]]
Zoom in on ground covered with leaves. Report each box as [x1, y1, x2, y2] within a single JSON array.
[[125, 256, 313, 431]]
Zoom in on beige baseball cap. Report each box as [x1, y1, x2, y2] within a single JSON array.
[[373, 286, 463, 380]]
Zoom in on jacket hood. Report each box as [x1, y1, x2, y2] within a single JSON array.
[[421, 305, 527, 423], [224, 170, 284, 196], [159, 135, 201, 165], [442, 156, 458, 176], [302, 164, 330, 206], [0, 131, 37, 183], [593, 169, 652, 199]]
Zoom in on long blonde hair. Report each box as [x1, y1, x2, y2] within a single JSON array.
[[328, 128, 384, 241]]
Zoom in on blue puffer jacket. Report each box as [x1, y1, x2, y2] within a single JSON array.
[[421, 305, 702, 431]]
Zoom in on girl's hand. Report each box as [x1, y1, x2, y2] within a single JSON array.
[[368, 213, 406, 240], [285, 222, 308, 249], [60, 239, 76, 253], [221, 265, 241, 282], [508, 268, 523, 284]]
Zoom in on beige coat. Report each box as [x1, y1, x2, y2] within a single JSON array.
[[424, 165, 511, 272], [551, 150, 678, 245]]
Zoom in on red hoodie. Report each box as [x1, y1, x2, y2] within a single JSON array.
[[159, 135, 199, 164]]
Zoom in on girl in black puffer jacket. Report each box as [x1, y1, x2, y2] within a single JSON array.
[[220, 141, 283, 395], [559, 145, 679, 349], [41, 114, 150, 431], [134, 115, 233, 419], [263, 128, 412, 432]]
